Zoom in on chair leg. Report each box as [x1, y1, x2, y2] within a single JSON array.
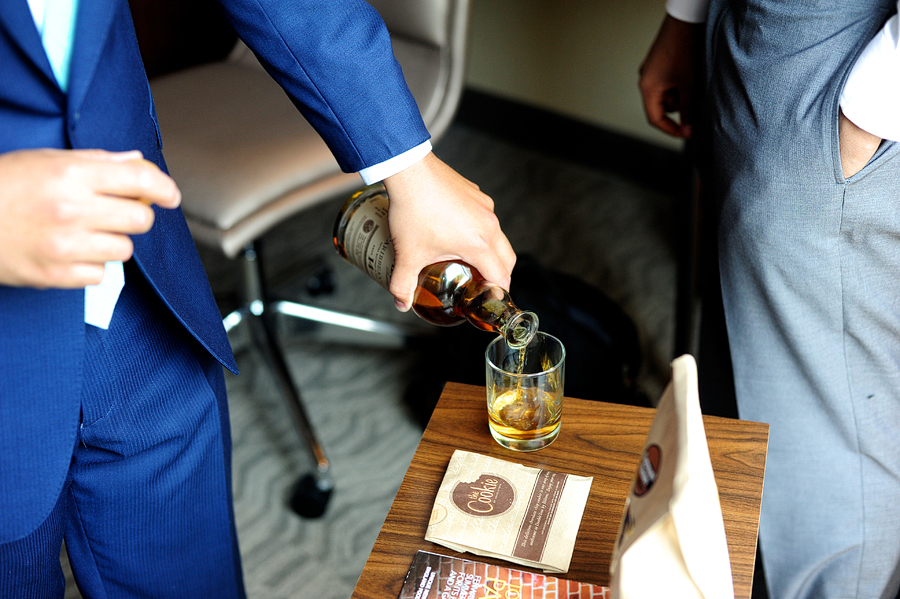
[[227, 240, 434, 517], [271, 299, 423, 340], [234, 243, 334, 518], [247, 307, 334, 517]]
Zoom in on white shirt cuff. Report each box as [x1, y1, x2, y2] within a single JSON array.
[[840, 8, 900, 142], [358, 141, 433, 185], [666, 0, 709, 24]]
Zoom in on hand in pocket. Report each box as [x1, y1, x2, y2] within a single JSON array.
[[839, 110, 882, 178]]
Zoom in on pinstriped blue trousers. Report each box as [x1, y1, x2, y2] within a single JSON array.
[[0, 262, 245, 598], [705, 1, 900, 598]]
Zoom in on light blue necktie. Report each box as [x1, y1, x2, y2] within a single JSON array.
[[30, 0, 78, 91], [28, 0, 125, 329]]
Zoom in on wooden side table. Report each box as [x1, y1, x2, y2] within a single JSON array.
[[352, 382, 768, 599]]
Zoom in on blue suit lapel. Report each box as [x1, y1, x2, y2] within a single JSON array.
[[67, 0, 117, 123], [0, 0, 58, 88], [0, 0, 119, 115]]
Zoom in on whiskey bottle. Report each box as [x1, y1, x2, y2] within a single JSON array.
[[333, 183, 538, 348]]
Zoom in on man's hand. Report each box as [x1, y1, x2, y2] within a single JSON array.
[[0, 148, 181, 289], [382, 152, 516, 311], [639, 15, 705, 138], [839, 110, 882, 179]]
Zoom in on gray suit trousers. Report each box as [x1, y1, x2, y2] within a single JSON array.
[[705, 1, 900, 598]]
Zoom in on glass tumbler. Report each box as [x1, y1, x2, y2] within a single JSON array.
[[485, 332, 566, 451]]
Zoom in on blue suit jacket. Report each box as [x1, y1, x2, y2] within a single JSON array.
[[0, 0, 428, 543]]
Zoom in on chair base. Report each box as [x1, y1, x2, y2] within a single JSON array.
[[224, 243, 427, 517]]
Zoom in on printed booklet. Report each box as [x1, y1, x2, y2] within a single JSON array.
[[399, 550, 610, 599]]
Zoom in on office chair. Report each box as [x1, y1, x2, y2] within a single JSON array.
[[148, 0, 472, 517]]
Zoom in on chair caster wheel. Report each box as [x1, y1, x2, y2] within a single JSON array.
[[289, 473, 333, 518]]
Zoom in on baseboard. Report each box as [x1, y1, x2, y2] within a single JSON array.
[[453, 89, 689, 196]]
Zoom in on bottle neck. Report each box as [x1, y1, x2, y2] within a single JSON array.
[[500, 310, 539, 349], [456, 277, 540, 347]]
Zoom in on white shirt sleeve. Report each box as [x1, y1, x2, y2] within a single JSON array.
[[666, 0, 710, 24], [357, 140, 433, 185], [839, 4, 900, 142]]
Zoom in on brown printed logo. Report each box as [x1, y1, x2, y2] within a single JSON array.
[[633, 444, 661, 497], [451, 474, 515, 516], [362, 219, 375, 233]]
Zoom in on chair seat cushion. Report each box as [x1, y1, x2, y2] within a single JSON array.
[[151, 62, 355, 250], [150, 39, 444, 258]]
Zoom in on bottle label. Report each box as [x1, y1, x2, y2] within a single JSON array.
[[342, 192, 395, 290]]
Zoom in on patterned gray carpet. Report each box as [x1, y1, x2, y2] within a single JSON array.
[[64, 121, 680, 598]]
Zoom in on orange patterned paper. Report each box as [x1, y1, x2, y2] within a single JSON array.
[[399, 551, 610, 599]]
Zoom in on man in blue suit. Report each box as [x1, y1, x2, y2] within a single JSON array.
[[0, 0, 516, 597]]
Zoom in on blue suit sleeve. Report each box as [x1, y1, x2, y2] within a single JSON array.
[[216, 0, 431, 173]]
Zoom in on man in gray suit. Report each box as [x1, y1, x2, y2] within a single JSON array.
[[640, 1, 900, 598]]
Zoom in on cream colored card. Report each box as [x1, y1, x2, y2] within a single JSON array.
[[425, 450, 592, 574]]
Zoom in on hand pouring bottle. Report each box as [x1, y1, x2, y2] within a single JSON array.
[[333, 183, 538, 349]]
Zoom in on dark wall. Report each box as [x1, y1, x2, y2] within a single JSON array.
[[128, 0, 237, 79]]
